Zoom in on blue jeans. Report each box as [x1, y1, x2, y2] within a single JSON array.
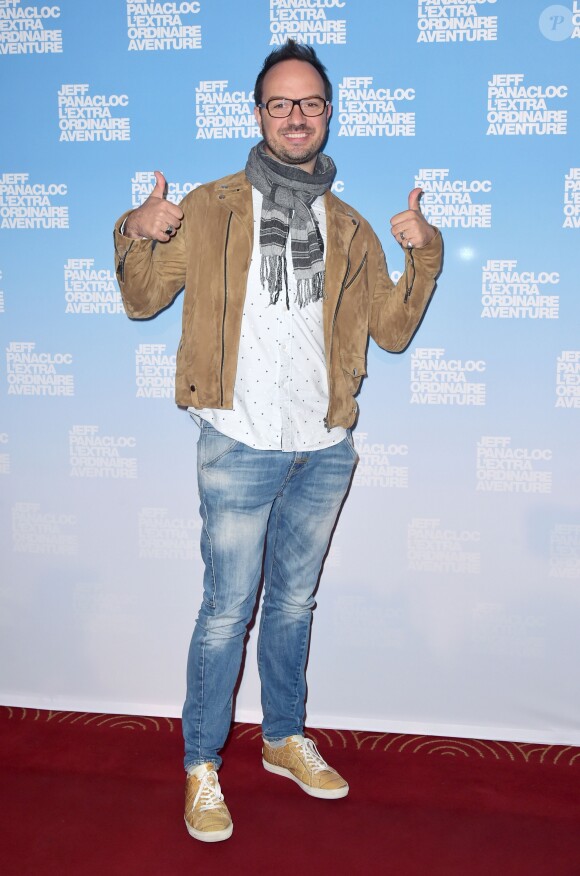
[[182, 421, 358, 770]]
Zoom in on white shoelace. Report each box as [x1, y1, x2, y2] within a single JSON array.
[[296, 737, 331, 774], [193, 770, 225, 812]]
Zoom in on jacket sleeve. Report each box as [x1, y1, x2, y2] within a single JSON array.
[[113, 207, 188, 320], [368, 228, 442, 352]]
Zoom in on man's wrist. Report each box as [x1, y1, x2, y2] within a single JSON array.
[[415, 226, 438, 249], [120, 213, 148, 240]]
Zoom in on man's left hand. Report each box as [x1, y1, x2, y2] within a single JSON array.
[[390, 188, 436, 250]]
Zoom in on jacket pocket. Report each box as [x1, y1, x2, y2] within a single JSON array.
[[344, 252, 367, 290]]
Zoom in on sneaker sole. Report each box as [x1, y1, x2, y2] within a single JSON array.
[[262, 758, 349, 799], [184, 818, 233, 842]]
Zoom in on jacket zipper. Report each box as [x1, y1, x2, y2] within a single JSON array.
[[114, 235, 134, 282], [344, 251, 367, 291], [220, 212, 233, 405], [324, 222, 359, 430]]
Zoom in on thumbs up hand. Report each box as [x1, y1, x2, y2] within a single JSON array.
[[390, 187, 436, 250], [122, 171, 184, 241]]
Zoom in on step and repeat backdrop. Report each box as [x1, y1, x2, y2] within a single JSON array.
[[1, 1, 579, 744]]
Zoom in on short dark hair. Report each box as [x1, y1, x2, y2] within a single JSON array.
[[254, 40, 333, 106]]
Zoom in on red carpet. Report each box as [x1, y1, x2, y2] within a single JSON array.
[[1, 707, 580, 876]]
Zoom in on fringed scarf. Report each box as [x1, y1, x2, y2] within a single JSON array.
[[245, 142, 336, 307]]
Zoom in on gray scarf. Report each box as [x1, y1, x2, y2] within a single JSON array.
[[245, 142, 336, 308]]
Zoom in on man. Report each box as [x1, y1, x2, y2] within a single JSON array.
[[114, 41, 442, 843]]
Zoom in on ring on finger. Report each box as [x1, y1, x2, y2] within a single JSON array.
[[165, 224, 174, 236], [399, 231, 406, 241]]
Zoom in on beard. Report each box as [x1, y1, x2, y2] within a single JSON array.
[[260, 123, 327, 167]]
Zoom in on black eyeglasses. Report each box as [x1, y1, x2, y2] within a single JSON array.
[[257, 96, 330, 118]]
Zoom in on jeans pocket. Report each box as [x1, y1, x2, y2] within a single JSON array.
[[343, 429, 359, 461], [199, 421, 239, 469]]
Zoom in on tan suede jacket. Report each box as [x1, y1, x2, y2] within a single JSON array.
[[114, 170, 442, 429]]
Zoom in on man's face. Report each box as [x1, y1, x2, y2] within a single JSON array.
[[254, 59, 332, 173]]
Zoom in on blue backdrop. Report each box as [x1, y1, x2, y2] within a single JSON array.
[[1, 0, 579, 744]]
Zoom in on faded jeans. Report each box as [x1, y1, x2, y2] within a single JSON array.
[[182, 420, 358, 770]]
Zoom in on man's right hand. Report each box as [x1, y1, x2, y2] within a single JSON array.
[[122, 171, 184, 241]]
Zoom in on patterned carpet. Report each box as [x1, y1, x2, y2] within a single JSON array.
[[4, 706, 580, 766], [2, 707, 580, 875]]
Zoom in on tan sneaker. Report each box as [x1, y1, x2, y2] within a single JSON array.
[[184, 763, 233, 842], [262, 735, 349, 799]]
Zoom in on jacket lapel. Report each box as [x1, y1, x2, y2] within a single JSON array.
[[215, 172, 254, 249], [323, 191, 360, 355]]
